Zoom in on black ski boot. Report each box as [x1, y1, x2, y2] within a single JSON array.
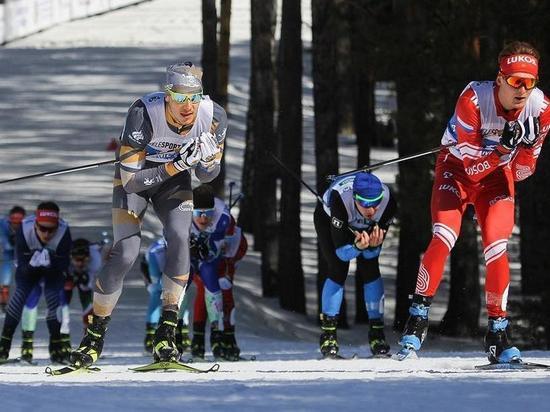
[[144, 323, 156, 354], [70, 315, 110, 368], [368, 319, 390, 356], [0, 334, 12, 361], [398, 295, 431, 351], [191, 329, 205, 359], [153, 310, 179, 362], [21, 331, 34, 363], [222, 326, 241, 361], [320, 314, 339, 358], [210, 327, 225, 359], [175, 319, 191, 353], [50, 334, 70, 364], [60, 333, 71, 355], [485, 317, 521, 364]]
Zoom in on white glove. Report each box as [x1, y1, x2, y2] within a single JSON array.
[[29, 249, 51, 268], [173, 138, 201, 171], [218, 276, 233, 290], [198, 132, 220, 168]]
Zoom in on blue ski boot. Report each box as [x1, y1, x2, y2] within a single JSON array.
[[395, 295, 431, 360], [485, 317, 521, 364]]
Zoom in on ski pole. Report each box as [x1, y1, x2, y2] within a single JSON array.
[[269, 151, 356, 235], [0, 159, 118, 185], [327, 142, 457, 181], [230, 193, 244, 211], [228, 181, 235, 208]]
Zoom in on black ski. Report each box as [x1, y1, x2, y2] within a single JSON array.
[[475, 361, 550, 371], [319, 353, 358, 360], [130, 360, 220, 373]]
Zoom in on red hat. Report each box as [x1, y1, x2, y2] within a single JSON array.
[[36, 209, 59, 225], [499, 54, 539, 77]]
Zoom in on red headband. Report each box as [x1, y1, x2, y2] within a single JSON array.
[[36, 209, 59, 225], [499, 54, 539, 77]]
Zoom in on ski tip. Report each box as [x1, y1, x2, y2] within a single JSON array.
[[211, 363, 221, 372]]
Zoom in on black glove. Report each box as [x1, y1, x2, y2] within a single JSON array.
[[73, 270, 89, 286], [190, 235, 209, 261], [499, 121, 525, 152], [522, 116, 540, 147]]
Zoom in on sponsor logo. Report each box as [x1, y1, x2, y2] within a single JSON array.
[[331, 217, 343, 229], [466, 161, 491, 176], [178, 200, 194, 212], [506, 55, 537, 65], [489, 195, 513, 206], [438, 184, 460, 198], [443, 171, 453, 179], [150, 141, 181, 150], [129, 130, 144, 143], [148, 95, 161, 103], [143, 178, 155, 186], [481, 128, 502, 138], [515, 164, 532, 181], [219, 128, 227, 140]]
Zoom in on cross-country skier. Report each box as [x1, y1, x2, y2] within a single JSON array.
[[189, 184, 248, 361], [0, 202, 72, 363], [398, 41, 550, 364], [0, 206, 26, 312], [314, 171, 397, 358], [71, 61, 227, 367]]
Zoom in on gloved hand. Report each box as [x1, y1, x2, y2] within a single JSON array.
[[29, 249, 51, 267], [198, 132, 220, 169], [190, 235, 210, 261], [498, 121, 525, 153], [522, 116, 540, 147], [173, 138, 201, 171], [218, 276, 233, 290]]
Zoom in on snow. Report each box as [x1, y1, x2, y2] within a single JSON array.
[[1, 0, 550, 410]]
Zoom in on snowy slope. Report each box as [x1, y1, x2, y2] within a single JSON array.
[[1, 1, 550, 411]]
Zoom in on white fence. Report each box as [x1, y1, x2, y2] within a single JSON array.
[[0, 0, 149, 44]]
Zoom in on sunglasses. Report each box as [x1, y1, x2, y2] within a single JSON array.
[[501, 73, 538, 90], [166, 89, 203, 104], [36, 223, 58, 234], [354, 193, 383, 208], [192, 208, 215, 219]]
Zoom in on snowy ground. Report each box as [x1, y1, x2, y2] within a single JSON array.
[[1, 0, 550, 411]]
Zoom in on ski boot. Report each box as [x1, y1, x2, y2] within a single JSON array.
[[395, 295, 432, 360], [191, 330, 205, 359], [70, 315, 110, 367], [210, 326, 225, 359], [175, 319, 191, 353], [485, 317, 521, 364], [153, 310, 179, 362], [60, 333, 71, 354], [144, 323, 156, 354], [20, 331, 34, 363], [50, 334, 70, 364], [222, 326, 241, 361], [320, 313, 339, 358], [368, 319, 390, 357], [0, 334, 12, 360]]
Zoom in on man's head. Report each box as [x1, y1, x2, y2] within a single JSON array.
[[164, 61, 204, 126], [71, 238, 90, 272], [8, 205, 26, 231], [192, 184, 215, 230], [352, 172, 384, 220], [34, 201, 60, 243], [496, 41, 540, 111]]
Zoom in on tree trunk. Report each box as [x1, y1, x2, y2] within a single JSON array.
[[312, 0, 347, 326], [217, 0, 232, 109], [277, 0, 305, 313]]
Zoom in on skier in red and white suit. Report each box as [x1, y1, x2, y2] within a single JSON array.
[[399, 41, 550, 364]]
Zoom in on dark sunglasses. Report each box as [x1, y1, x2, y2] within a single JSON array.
[[36, 223, 58, 234]]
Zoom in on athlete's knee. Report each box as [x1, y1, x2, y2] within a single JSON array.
[[483, 238, 508, 266], [432, 222, 459, 251], [111, 236, 141, 269]]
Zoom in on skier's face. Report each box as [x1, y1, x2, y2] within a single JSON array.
[[497, 72, 536, 111], [71, 255, 89, 272], [355, 201, 378, 220], [165, 90, 202, 126], [35, 222, 58, 243], [192, 208, 214, 230]]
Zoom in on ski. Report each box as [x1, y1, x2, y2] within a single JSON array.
[[391, 346, 418, 361], [475, 361, 550, 371], [45, 365, 101, 376], [184, 355, 256, 363], [319, 353, 358, 360], [130, 360, 220, 373]]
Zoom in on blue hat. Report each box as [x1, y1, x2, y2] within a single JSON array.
[[352, 172, 384, 208]]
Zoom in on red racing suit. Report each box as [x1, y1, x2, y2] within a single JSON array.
[[416, 81, 550, 317]]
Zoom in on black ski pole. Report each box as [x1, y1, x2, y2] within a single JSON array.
[[269, 152, 356, 235], [327, 142, 457, 181], [228, 181, 235, 208], [0, 159, 118, 185]]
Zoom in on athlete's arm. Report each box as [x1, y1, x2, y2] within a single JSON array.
[[328, 191, 361, 261], [118, 100, 181, 193], [195, 102, 227, 183]]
